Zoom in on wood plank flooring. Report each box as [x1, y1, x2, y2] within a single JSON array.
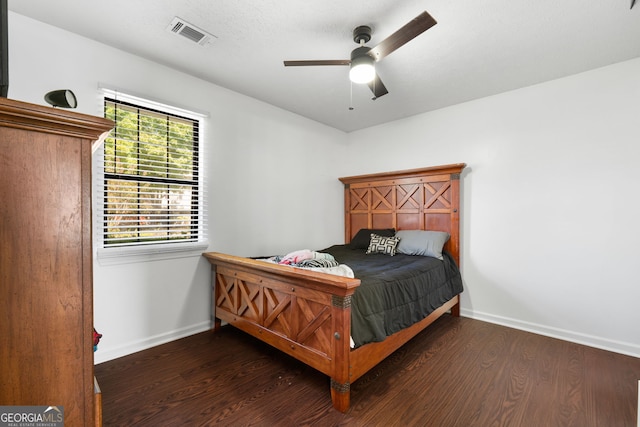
[[95, 316, 640, 426]]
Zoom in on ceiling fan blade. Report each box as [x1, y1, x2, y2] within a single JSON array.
[[368, 73, 388, 99], [284, 59, 350, 66], [367, 11, 437, 62]]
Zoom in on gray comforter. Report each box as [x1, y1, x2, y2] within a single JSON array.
[[321, 244, 464, 348]]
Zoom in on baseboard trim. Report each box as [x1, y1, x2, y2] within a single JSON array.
[[94, 321, 211, 364], [95, 312, 640, 363], [460, 308, 640, 358]]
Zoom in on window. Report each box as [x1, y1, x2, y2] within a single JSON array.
[[96, 90, 207, 260]]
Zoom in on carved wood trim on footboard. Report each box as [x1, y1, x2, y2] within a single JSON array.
[[203, 252, 360, 378]]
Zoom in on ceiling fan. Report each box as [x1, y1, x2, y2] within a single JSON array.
[[283, 11, 437, 100]]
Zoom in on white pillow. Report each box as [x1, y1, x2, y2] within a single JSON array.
[[395, 230, 450, 260]]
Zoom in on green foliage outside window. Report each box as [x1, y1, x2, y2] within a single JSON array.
[[103, 99, 200, 246]]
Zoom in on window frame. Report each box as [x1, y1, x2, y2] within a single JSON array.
[[94, 88, 208, 264]]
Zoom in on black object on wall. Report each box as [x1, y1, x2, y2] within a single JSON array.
[[44, 90, 77, 108], [0, 0, 8, 98]]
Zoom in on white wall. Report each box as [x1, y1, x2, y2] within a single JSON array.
[[346, 58, 640, 357], [9, 12, 348, 363]]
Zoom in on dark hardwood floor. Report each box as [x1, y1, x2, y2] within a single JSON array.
[[95, 316, 640, 426]]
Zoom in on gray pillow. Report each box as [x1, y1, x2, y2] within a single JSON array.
[[395, 230, 450, 260]]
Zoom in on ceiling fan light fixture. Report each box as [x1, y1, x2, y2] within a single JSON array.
[[349, 47, 375, 84]]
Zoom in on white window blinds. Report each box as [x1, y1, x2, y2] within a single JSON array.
[[97, 92, 206, 250]]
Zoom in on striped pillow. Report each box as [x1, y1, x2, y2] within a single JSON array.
[[366, 233, 400, 256]]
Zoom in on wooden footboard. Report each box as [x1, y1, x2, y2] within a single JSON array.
[[203, 252, 360, 398], [203, 252, 460, 412]]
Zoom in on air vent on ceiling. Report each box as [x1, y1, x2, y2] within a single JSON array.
[[166, 17, 216, 46]]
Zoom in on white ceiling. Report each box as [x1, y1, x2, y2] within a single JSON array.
[[9, 0, 640, 132]]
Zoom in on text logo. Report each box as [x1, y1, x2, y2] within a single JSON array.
[[0, 406, 64, 427]]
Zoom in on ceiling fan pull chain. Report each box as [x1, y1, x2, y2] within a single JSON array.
[[349, 81, 354, 110]]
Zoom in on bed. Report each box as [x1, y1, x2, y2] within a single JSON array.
[[203, 163, 465, 412]]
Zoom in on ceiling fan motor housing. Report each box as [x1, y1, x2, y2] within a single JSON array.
[[351, 46, 372, 61]]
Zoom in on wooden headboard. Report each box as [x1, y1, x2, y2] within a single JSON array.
[[339, 163, 466, 265]]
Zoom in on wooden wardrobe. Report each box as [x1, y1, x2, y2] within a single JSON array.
[[0, 97, 113, 426]]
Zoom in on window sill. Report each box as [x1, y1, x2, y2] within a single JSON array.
[[96, 241, 209, 265]]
